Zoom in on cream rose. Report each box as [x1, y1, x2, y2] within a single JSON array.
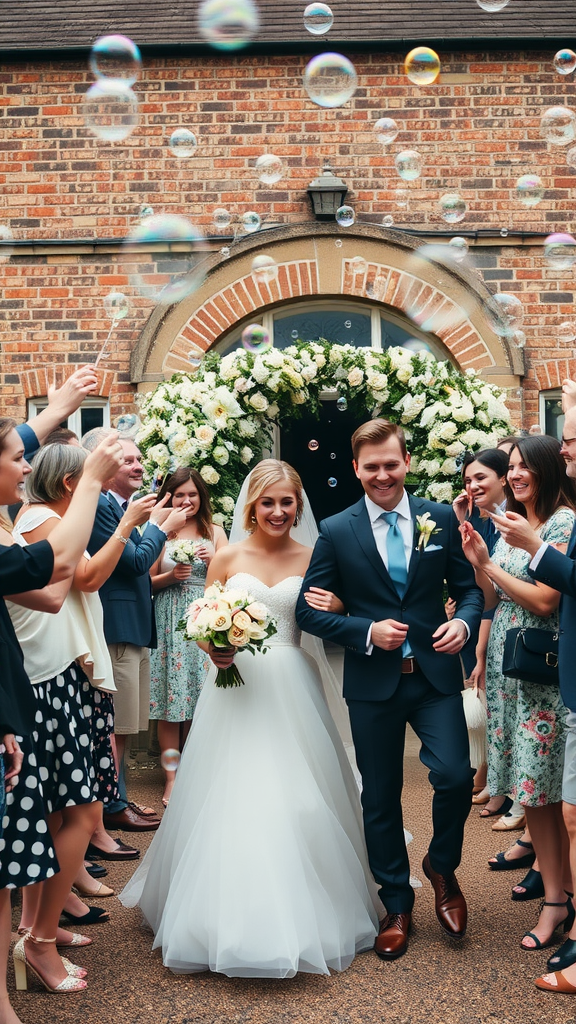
[[231, 610, 252, 631], [227, 624, 250, 647], [245, 601, 267, 622]]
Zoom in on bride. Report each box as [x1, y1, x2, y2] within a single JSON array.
[[120, 459, 380, 978]]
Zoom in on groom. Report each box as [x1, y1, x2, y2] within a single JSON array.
[[295, 419, 483, 959]]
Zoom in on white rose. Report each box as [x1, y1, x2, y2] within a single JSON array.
[[240, 446, 253, 464], [267, 403, 280, 418], [348, 367, 364, 387], [249, 392, 268, 412], [200, 465, 220, 485], [213, 445, 230, 465], [291, 391, 306, 405], [195, 424, 215, 447], [367, 371, 388, 392]]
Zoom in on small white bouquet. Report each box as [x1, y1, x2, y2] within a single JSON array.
[[166, 538, 200, 564], [178, 581, 277, 688]]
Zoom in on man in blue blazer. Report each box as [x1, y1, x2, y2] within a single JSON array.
[[493, 405, 576, 988], [86, 435, 185, 833], [296, 419, 483, 959]]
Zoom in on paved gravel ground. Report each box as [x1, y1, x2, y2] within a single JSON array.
[[9, 739, 576, 1024]]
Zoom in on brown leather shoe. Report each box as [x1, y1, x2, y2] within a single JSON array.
[[422, 853, 467, 938], [374, 912, 411, 960], [102, 806, 161, 832]]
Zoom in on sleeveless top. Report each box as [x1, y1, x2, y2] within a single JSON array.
[[6, 506, 115, 690]]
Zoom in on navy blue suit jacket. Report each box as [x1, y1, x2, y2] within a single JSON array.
[[87, 493, 166, 649], [295, 494, 484, 702], [530, 525, 576, 713]]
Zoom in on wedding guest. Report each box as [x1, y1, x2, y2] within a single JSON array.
[[0, 419, 123, 1007], [461, 435, 576, 954], [44, 427, 80, 446], [150, 468, 227, 807]]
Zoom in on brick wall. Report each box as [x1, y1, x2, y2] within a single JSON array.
[[0, 48, 575, 425]]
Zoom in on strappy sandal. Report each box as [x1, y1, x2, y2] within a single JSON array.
[[488, 838, 535, 871], [535, 971, 576, 993], [521, 899, 576, 951], [479, 796, 512, 818]]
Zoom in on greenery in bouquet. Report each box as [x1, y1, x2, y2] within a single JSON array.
[[136, 339, 512, 526], [178, 581, 277, 688]]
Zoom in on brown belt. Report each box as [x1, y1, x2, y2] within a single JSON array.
[[401, 657, 419, 674]]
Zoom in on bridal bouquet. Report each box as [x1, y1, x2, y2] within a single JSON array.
[[166, 538, 200, 564], [179, 581, 277, 688]]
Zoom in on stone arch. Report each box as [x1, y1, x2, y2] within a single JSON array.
[[131, 223, 523, 395]]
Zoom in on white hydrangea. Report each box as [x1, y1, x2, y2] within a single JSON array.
[[420, 401, 450, 429], [234, 377, 250, 393], [476, 409, 490, 427], [444, 440, 466, 457], [200, 465, 220, 485], [301, 364, 318, 383], [449, 396, 475, 423], [263, 349, 285, 368], [146, 443, 171, 467], [252, 359, 271, 385], [237, 417, 258, 437], [395, 393, 427, 423], [427, 481, 455, 503], [249, 392, 269, 412], [418, 458, 442, 477], [219, 496, 236, 513], [213, 446, 230, 466], [487, 395, 511, 424], [461, 428, 491, 447], [212, 512, 226, 528], [267, 372, 282, 392], [240, 446, 254, 464], [440, 457, 459, 476]]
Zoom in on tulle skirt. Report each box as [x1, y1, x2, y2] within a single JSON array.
[[120, 643, 380, 978]]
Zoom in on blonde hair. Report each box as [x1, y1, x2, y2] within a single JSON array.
[[242, 460, 304, 533]]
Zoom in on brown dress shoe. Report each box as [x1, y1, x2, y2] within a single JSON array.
[[102, 806, 161, 832], [422, 853, 467, 938], [374, 912, 411, 960]]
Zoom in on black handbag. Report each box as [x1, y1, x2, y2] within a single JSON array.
[[502, 627, 559, 686]]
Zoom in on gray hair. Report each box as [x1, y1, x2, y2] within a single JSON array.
[[26, 443, 87, 504], [81, 426, 114, 452]]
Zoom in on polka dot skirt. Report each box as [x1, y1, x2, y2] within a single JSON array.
[[81, 683, 120, 806], [0, 733, 58, 890]]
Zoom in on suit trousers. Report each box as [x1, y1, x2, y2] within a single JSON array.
[[347, 668, 473, 914]]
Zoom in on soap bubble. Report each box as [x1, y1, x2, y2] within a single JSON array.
[[475, 0, 511, 9], [439, 193, 466, 224], [567, 147, 576, 169], [308, 439, 319, 451], [334, 238, 343, 248], [500, 227, 509, 237], [395, 150, 422, 181], [330, 452, 336, 460], [554, 49, 576, 75], [303, 3, 333, 35], [336, 397, 348, 411], [540, 106, 576, 146], [83, 79, 139, 142], [344, 319, 352, 329], [349, 255, 367, 275], [255, 154, 283, 185], [559, 320, 576, 342], [139, 204, 154, 221], [404, 47, 441, 86], [114, 413, 140, 437], [160, 749, 181, 772], [395, 188, 409, 209], [291, 329, 298, 339], [485, 293, 524, 338], [303, 52, 358, 108], [169, 128, 197, 158], [448, 236, 469, 261], [544, 232, 576, 270], [405, 243, 475, 333], [512, 330, 526, 349], [374, 117, 399, 145], [104, 291, 129, 321], [242, 324, 271, 353], [187, 346, 204, 368], [383, 215, 394, 227], [122, 213, 205, 305], [515, 174, 544, 206], [241, 211, 261, 233], [402, 338, 432, 354], [213, 207, 232, 229], [251, 254, 278, 285], [335, 205, 355, 228], [89, 35, 142, 84], [327, 477, 338, 488], [198, 0, 259, 51], [220, 246, 231, 258], [0, 225, 14, 262]]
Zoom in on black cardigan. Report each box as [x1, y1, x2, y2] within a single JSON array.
[[0, 540, 54, 736]]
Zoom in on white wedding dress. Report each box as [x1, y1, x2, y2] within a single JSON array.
[[120, 573, 380, 978]]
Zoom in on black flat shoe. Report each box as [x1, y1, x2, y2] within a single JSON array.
[[85, 862, 108, 879], [60, 906, 110, 925], [512, 868, 545, 902], [489, 838, 535, 872], [86, 839, 140, 861], [548, 936, 576, 971]]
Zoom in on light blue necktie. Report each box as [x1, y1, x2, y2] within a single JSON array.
[[380, 511, 411, 656]]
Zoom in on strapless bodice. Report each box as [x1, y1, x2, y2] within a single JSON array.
[[226, 573, 302, 647]]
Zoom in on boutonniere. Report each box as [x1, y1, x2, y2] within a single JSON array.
[[416, 513, 441, 551]]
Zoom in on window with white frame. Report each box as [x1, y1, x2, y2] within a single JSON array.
[[538, 389, 564, 441], [27, 396, 110, 440]]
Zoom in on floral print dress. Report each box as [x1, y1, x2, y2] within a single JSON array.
[[150, 548, 211, 723], [485, 506, 574, 806]]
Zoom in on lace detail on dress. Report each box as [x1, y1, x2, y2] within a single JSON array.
[[226, 573, 303, 647]]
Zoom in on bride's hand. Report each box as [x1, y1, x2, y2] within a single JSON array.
[[208, 642, 235, 668], [303, 586, 345, 615]]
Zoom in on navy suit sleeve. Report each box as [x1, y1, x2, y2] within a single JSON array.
[[444, 508, 484, 634], [16, 423, 39, 461], [0, 540, 53, 595], [530, 543, 576, 596], [295, 520, 373, 652], [87, 498, 165, 576]]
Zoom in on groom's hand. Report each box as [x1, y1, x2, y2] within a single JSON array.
[[432, 619, 467, 654], [371, 619, 409, 651]]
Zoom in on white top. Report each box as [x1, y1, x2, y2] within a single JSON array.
[[6, 506, 116, 691]]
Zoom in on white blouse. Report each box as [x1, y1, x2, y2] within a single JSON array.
[[6, 506, 115, 691]]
